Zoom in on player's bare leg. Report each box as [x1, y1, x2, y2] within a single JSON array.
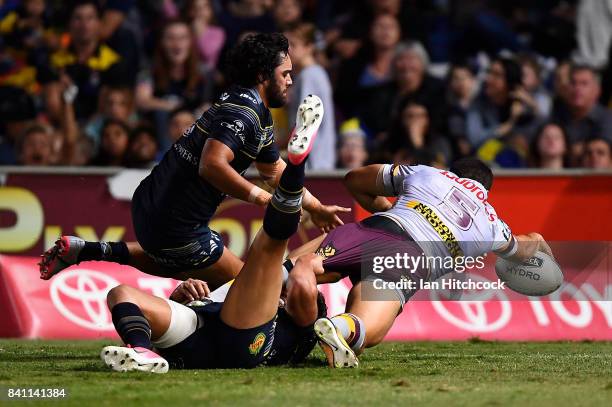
[[100, 284, 174, 373], [344, 281, 401, 348], [220, 97, 321, 329], [221, 160, 307, 329]]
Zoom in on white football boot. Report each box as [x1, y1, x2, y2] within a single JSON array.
[[314, 318, 359, 368], [101, 345, 169, 374], [287, 94, 324, 165]]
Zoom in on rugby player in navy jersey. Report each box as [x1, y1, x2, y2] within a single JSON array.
[[39, 33, 349, 288]]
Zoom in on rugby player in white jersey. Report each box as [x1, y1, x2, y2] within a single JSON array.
[[294, 158, 554, 368]]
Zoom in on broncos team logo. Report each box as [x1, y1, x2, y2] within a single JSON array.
[[315, 244, 337, 259], [249, 332, 266, 355]]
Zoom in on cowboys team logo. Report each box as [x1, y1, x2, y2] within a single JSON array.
[[316, 244, 337, 259], [249, 332, 266, 355], [220, 120, 245, 141]]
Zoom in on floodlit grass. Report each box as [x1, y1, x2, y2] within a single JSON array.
[[0, 340, 611, 406]]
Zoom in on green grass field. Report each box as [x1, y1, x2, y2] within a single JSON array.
[[0, 340, 611, 406]]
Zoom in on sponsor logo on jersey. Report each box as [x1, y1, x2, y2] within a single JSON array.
[[239, 92, 257, 104], [249, 332, 266, 355], [406, 200, 464, 258], [438, 170, 497, 222], [315, 244, 337, 259]]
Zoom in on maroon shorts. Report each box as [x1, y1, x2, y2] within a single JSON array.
[[316, 216, 428, 304]]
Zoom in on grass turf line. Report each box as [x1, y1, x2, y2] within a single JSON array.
[[0, 340, 610, 406]]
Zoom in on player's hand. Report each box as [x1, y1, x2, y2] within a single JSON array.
[[309, 204, 351, 233], [170, 278, 211, 303]]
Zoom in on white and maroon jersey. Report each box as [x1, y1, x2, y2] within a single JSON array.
[[376, 164, 512, 277]]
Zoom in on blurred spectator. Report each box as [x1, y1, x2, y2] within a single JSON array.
[[529, 122, 569, 169], [519, 53, 552, 117], [552, 65, 612, 146], [167, 107, 196, 145], [125, 124, 158, 168], [17, 123, 54, 165], [38, 0, 132, 122], [69, 136, 94, 165], [166, 0, 227, 70], [286, 22, 336, 170], [583, 137, 612, 169], [336, 13, 401, 116], [445, 62, 479, 157], [91, 118, 129, 166], [551, 60, 572, 117], [466, 56, 539, 148], [337, 118, 368, 169], [136, 19, 213, 149], [85, 85, 138, 147], [0, 86, 37, 164], [0, 0, 57, 94], [382, 99, 451, 167], [329, 0, 423, 61], [356, 41, 445, 136], [217, 0, 275, 46], [273, 0, 303, 31]]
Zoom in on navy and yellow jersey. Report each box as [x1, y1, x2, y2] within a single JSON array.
[[133, 86, 279, 245], [37, 41, 127, 118], [156, 293, 326, 369]]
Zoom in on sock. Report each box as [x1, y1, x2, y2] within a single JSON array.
[[331, 313, 366, 353], [78, 241, 129, 264], [263, 160, 306, 240], [111, 302, 152, 349]]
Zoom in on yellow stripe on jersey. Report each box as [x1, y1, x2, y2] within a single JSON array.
[[406, 200, 464, 258]]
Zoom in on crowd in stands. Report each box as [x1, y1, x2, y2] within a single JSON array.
[[1, 0, 611, 170]]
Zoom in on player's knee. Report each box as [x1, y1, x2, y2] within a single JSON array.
[[107, 284, 133, 308], [364, 329, 386, 348]]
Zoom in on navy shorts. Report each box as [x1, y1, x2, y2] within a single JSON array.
[[156, 303, 276, 369], [132, 201, 224, 270]]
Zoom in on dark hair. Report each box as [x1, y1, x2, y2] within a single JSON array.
[[493, 56, 522, 92], [70, 0, 102, 19], [101, 118, 130, 137], [169, 107, 194, 121], [529, 122, 569, 168], [449, 157, 493, 190], [226, 33, 289, 87], [130, 124, 158, 145]]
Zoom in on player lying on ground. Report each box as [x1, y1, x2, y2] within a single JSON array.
[[287, 158, 555, 368], [39, 33, 349, 288], [100, 118, 333, 371]]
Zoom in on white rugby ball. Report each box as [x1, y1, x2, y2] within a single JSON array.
[[495, 251, 563, 296]]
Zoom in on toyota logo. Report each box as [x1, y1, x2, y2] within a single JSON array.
[[430, 274, 512, 333], [49, 269, 119, 331]]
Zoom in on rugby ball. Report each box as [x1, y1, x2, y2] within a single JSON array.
[[495, 251, 563, 296]]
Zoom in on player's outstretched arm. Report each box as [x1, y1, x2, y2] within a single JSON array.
[[497, 232, 554, 262], [344, 165, 394, 213], [200, 139, 272, 206]]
